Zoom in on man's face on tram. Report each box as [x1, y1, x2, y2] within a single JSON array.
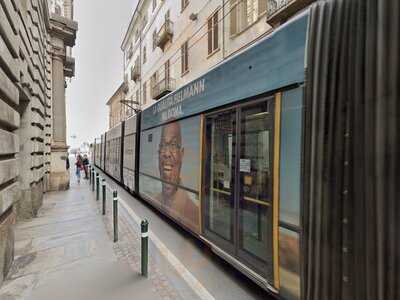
[[158, 122, 184, 200]]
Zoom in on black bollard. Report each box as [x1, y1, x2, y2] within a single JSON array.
[[89, 166, 92, 185], [113, 191, 118, 242], [92, 170, 95, 192], [102, 179, 106, 215], [96, 174, 99, 200], [141, 220, 149, 277]]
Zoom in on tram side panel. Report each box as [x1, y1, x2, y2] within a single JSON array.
[[138, 115, 202, 235], [105, 123, 123, 182], [122, 115, 137, 193]]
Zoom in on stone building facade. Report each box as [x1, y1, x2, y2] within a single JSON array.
[[0, 0, 77, 286], [106, 82, 130, 129], [121, 0, 314, 112]]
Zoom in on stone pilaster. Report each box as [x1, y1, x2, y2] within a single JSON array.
[[48, 14, 77, 191]]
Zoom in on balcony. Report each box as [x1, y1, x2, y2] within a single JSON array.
[[267, 0, 315, 27], [127, 46, 133, 59], [131, 65, 140, 82], [64, 56, 75, 78], [123, 74, 129, 93], [152, 77, 176, 100], [156, 20, 173, 51]]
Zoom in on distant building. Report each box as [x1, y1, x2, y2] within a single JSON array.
[[120, 0, 314, 111], [106, 83, 131, 129], [0, 0, 77, 286]]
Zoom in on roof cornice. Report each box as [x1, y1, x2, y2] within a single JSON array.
[[121, 0, 145, 51]]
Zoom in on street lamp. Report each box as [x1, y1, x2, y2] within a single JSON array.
[[120, 99, 141, 113]]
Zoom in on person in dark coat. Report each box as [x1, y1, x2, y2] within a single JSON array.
[[83, 154, 89, 179]]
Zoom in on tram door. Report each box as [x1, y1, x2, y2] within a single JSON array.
[[203, 99, 274, 283]]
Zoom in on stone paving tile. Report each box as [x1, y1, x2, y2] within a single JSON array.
[[95, 195, 185, 300], [0, 182, 118, 300], [0, 176, 193, 300]]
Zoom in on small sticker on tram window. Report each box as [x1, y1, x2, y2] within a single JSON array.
[[240, 159, 251, 173], [223, 180, 230, 189]]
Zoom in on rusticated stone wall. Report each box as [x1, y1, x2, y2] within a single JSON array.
[[0, 0, 76, 286]]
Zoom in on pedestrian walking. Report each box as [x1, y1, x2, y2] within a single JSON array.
[[83, 154, 89, 179], [75, 154, 83, 184]]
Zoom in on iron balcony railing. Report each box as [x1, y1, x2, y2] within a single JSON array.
[[152, 77, 176, 100], [127, 46, 133, 59], [131, 65, 140, 82], [267, 0, 315, 26], [123, 74, 129, 93], [156, 20, 173, 50]]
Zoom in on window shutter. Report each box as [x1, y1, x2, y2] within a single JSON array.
[[240, 0, 248, 29], [258, 0, 267, 15], [153, 30, 157, 50], [213, 12, 219, 51], [185, 42, 189, 72], [181, 41, 189, 74], [143, 82, 147, 104], [230, 0, 237, 35], [207, 18, 213, 54]]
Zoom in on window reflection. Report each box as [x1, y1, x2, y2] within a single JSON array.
[[279, 227, 300, 300], [239, 101, 272, 264], [205, 111, 236, 242]]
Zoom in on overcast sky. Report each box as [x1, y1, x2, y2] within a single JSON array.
[[66, 0, 137, 149]]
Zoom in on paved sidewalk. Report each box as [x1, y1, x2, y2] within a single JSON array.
[[0, 173, 163, 299]]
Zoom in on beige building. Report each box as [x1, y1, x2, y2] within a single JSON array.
[[106, 82, 132, 129], [121, 0, 313, 111], [0, 0, 77, 286]]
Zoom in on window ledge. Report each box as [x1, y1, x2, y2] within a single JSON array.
[[181, 69, 189, 77], [207, 47, 220, 59]]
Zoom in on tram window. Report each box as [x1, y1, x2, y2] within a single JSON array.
[[280, 88, 302, 227], [205, 111, 236, 242], [239, 101, 272, 262]]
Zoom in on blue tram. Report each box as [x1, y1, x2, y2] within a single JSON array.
[[92, 1, 399, 299]]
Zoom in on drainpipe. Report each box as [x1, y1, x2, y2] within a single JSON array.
[[222, 0, 226, 59]]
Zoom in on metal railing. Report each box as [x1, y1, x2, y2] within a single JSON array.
[[151, 77, 176, 99], [123, 75, 129, 93], [131, 65, 140, 82], [267, 0, 314, 23], [156, 20, 173, 50]]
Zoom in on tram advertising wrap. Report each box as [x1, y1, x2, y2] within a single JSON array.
[[139, 116, 201, 234]]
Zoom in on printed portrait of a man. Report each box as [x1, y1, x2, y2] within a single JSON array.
[[155, 121, 199, 232]]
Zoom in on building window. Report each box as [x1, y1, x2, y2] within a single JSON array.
[[151, 72, 158, 98], [143, 45, 147, 63], [143, 82, 147, 105], [208, 11, 219, 55], [135, 29, 140, 42], [181, 40, 189, 75], [181, 0, 189, 11], [258, 0, 267, 15], [136, 90, 140, 106], [152, 30, 157, 50], [230, 0, 267, 36], [152, 0, 157, 11], [142, 14, 148, 29]]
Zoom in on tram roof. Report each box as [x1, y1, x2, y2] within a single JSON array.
[[141, 10, 310, 131]]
